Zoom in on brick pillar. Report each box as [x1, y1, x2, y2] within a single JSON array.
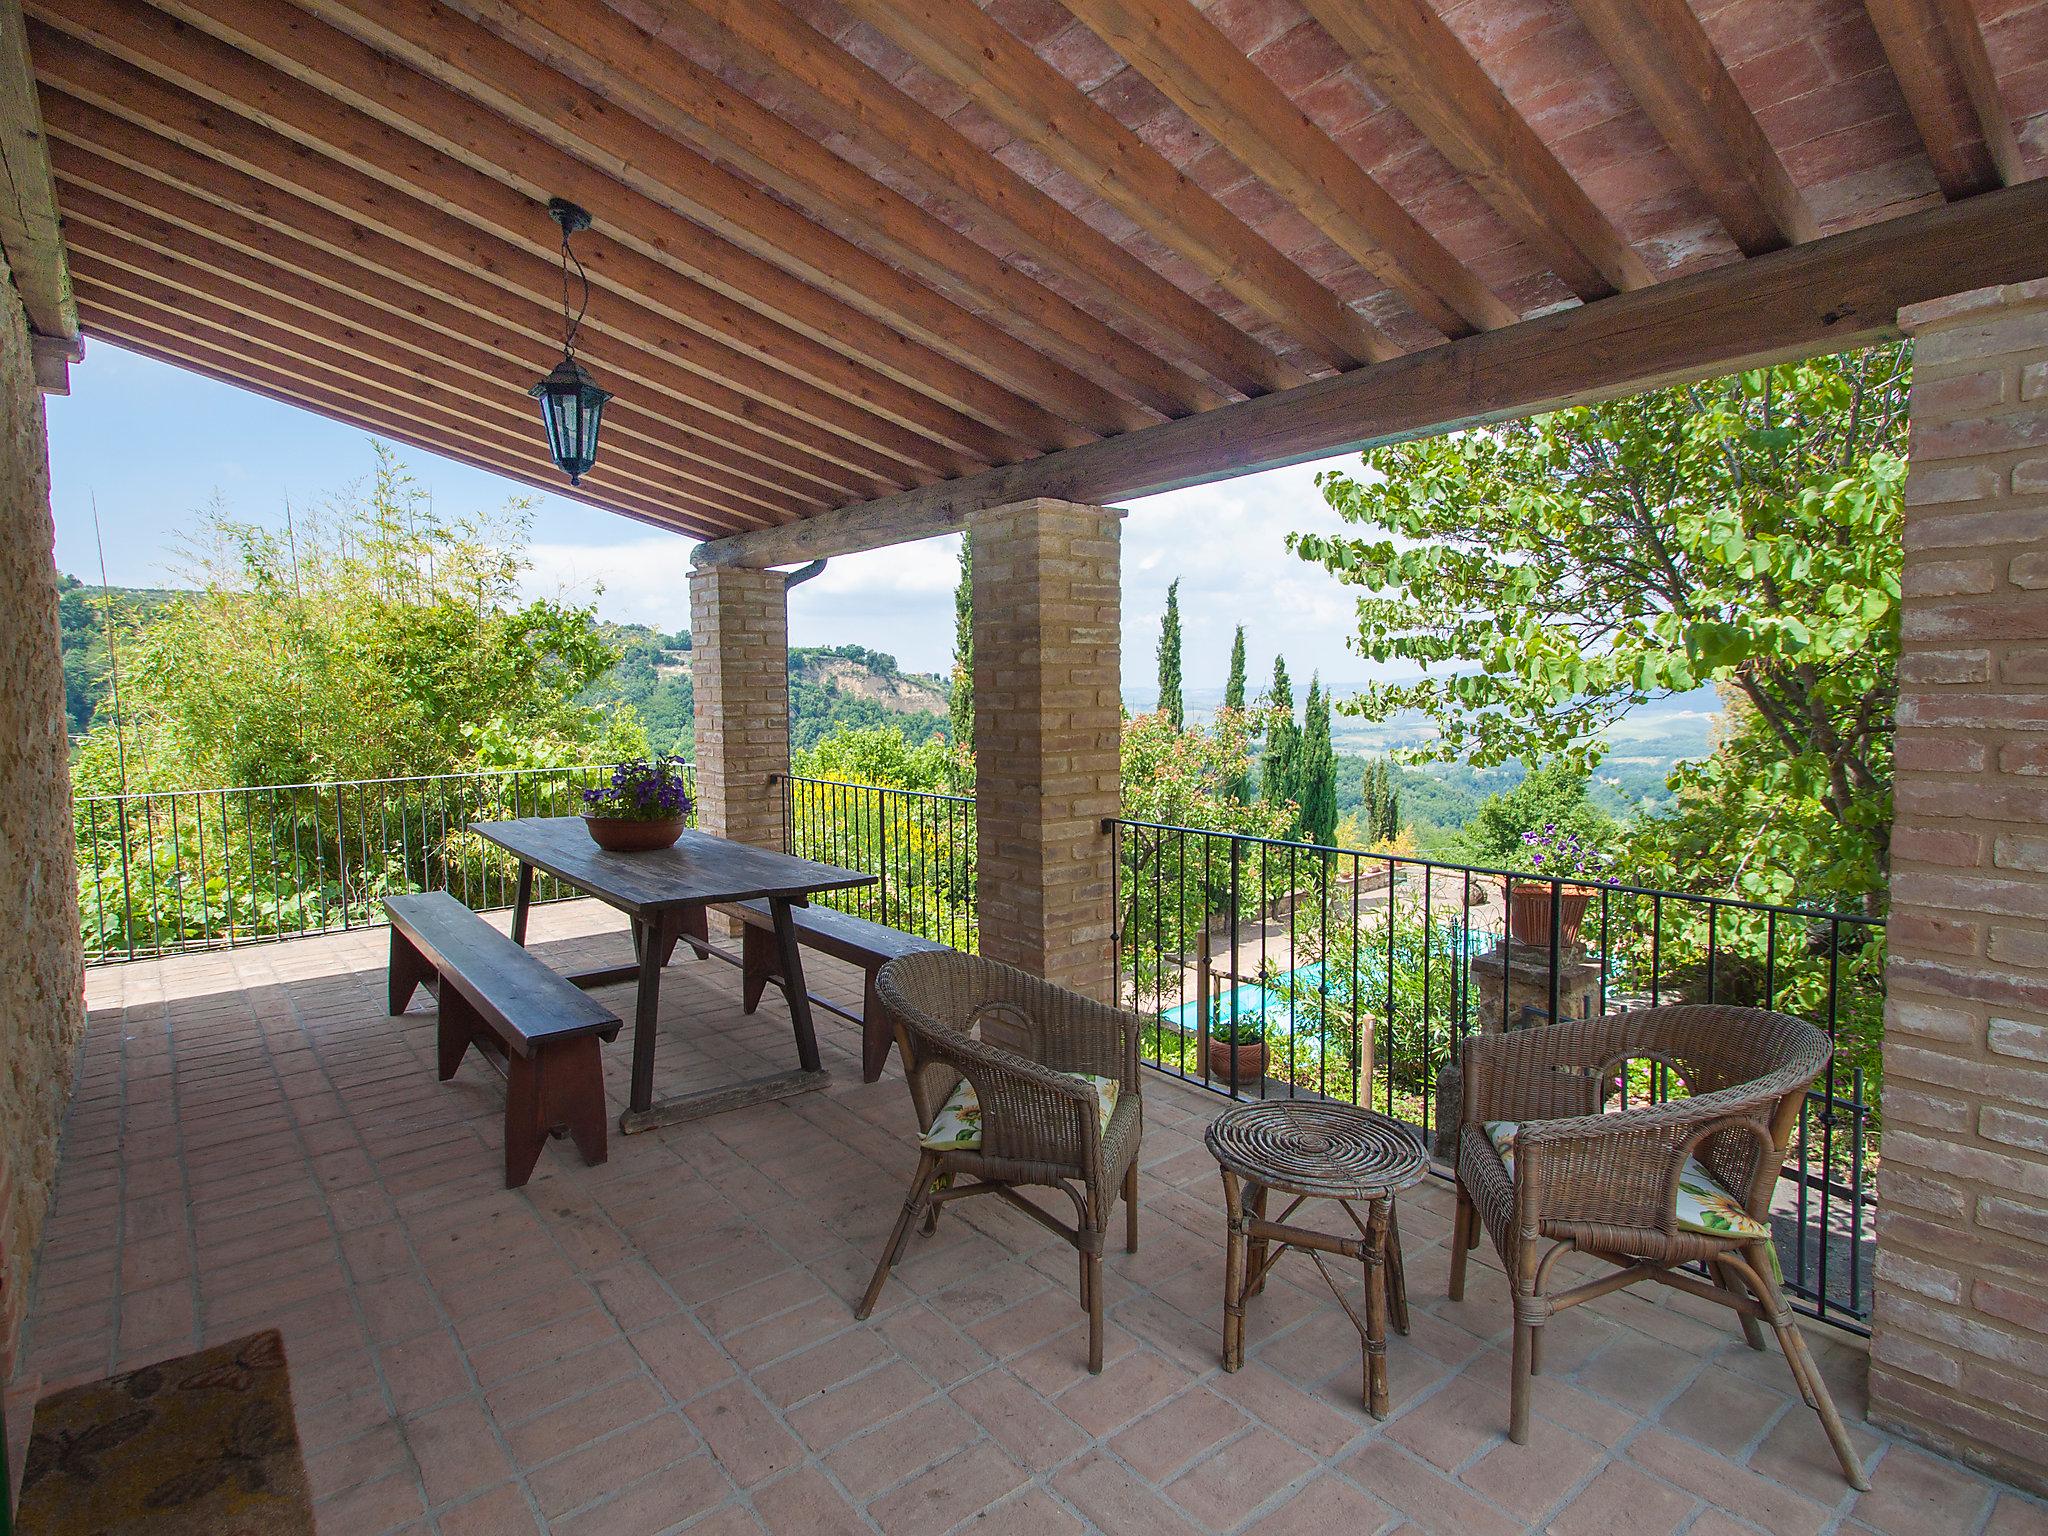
[[1872, 279, 2048, 1494], [970, 499, 1121, 1001], [688, 566, 789, 852]]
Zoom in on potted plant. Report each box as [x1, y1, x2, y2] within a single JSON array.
[[580, 755, 693, 852], [1205, 1010, 1268, 1087], [1502, 824, 1610, 949]]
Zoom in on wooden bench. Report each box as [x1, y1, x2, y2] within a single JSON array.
[[385, 892, 622, 1189], [721, 900, 948, 1082]]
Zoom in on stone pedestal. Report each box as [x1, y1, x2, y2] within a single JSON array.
[[1434, 941, 1601, 1159]]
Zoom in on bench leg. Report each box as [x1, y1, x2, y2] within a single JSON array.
[[389, 928, 432, 1015], [543, 1037, 609, 1169], [437, 987, 478, 1082], [741, 921, 776, 1015], [504, 1053, 547, 1189], [862, 967, 892, 1082], [771, 898, 824, 1074]]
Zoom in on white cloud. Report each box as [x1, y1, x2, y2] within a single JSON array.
[[520, 450, 1396, 699]]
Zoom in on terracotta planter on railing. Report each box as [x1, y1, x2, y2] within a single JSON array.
[[1503, 881, 1595, 949], [1206, 1038, 1267, 1087]]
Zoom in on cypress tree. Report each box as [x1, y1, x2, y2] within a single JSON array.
[[1300, 675, 1338, 846], [1223, 626, 1247, 710], [1157, 578, 1184, 729], [949, 534, 973, 748], [1261, 656, 1301, 830]]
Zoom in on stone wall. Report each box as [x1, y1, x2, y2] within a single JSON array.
[[1871, 280, 2048, 1494], [688, 565, 790, 853], [0, 262, 84, 1380], [970, 499, 1121, 1001]]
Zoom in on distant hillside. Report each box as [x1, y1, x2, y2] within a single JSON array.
[[56, 576, 188, 735]]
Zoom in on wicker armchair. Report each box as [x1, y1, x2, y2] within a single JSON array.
[[1450, 1004, 1868, 1490], [856, 951, 1143, 1372]]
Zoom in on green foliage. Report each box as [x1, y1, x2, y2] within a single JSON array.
[[1451, 762, 1615, 871], [1157, 578, 1184, 730], [1298, 676, 1337, 847], [1356, 757, 1401, 844], [1294, 344, 1907, 907], [951, 534, 974, 749], [794, 724, 960, 792], [1260, 656, 1301, 834], [73, 447, 634, 795], [56, 575, 184, 736], [1224, 626, 1247, 710]]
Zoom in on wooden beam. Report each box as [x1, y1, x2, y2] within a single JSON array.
[[635, 0, 1303, 397], [43, 99, 893, 505], [1864, 0, 2022, 198], [1056, 0, 1518, 339], [836, 0, 1391, 371], [0, 0, 76, 380], [694, 177, 2048, 567], [453, 0, 1210, 423], [76, 286, 761, 531], [1566, 0, 1816, 255], [1291, 0, 1653, 300], [189, 0, 1105, 456], [78, 305, 727, 536], [31, 0, 1011, 478], [62, 226, 801, 522]]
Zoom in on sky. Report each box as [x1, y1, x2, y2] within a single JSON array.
[[47, 339, 1380, 700]]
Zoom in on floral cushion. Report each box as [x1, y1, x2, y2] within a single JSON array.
[[1482, 1121, 1772, 1242], [920, 1074, 1121, 1151]]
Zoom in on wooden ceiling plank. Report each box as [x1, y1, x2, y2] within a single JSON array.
[[693, 176, 2048, 567], [1056, 0, 1519, 339], [1566, 0, 1817, 255], [64, 224, 808, 522], [643, 0, 1302, 397], [0, 0, 78, 385], [77, 267, 777, 526], [456, 0, 1206, 421], [1863, 0, 2003, 199], [78, 306, 737, 537], [1292, 0, 1652, 300], [44, 105, 891, 505], [29, 2, 990, 481], [836, 0, 1391, 370], [182, 0, 1092, 456], [30, 39, 933, 493]]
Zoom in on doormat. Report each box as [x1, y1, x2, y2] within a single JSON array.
[[16, 1328, 314, 1535]]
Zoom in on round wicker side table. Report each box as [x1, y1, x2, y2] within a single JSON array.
[[1205, 1101, 1428, 1417]]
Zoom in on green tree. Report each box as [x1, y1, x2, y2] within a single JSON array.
[[1453, 762, 1615, 869], [1156, 578, 1184, 729], [1360, 758, 1402, 844], [74, 446, 638, 794], [1260, 655, 1301, 832], [1298, 675, 1337, 846], [1221, 625, 1251, 801], [1292, 344, 1906, 909], [950, 533, 973, 749]]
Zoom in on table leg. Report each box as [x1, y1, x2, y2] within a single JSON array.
[[1387, 1199, 1411, 1336], [1362, 1199, 1392, 1418], [627, 913, 665, 1115], [510, 862, 534, 947], [770, 896, 823, 1074], [1245, 1184, 1272, 1300], [1221, 1169, 1247, 1372]]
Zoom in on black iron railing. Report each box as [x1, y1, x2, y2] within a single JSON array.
[[775, 773, 976, 952], [1107, 817, 1884, 1332], [73, 765, 690, 962]]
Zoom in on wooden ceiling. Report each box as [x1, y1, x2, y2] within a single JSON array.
[[15, 0, 2048, 555]]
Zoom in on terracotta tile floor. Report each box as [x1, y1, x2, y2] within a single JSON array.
[[15, 900, 2048, 1535]]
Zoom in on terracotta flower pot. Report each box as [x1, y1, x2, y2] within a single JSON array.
[[582, 814, 685, 853], [1206, 1037, 1267, 1086], [1504, 882, 1595, 948]]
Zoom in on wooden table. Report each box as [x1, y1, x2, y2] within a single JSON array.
[[473, 817, 875, 1133], [1205, 1101, 1427, 1417]]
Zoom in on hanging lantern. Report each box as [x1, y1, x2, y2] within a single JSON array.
[[530, 198, 611, 485]]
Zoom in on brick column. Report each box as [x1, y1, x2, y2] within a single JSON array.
[[688, 566, 789, 852], [1872, 279, 2048, 1494], [970, 499, 1121, 1001]]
